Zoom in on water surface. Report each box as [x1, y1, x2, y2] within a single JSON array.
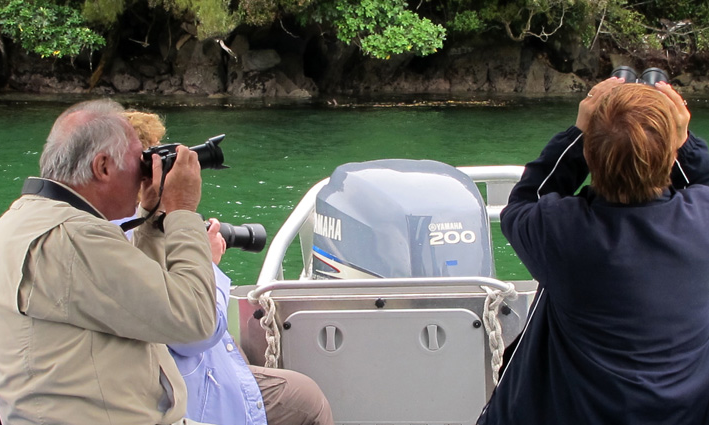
[[2, 94, 708, 285]]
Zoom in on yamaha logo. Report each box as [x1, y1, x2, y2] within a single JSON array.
[[428, 222, 475, 245], [314, 213, 342, 241]]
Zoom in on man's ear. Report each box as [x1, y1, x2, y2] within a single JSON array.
[[91, 153, 111, 182]]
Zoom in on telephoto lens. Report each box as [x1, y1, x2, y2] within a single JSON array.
[[218, 222, 268, 252]]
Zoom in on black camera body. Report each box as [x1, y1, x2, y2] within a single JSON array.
[[611, 66, 669, 85], [138, 134, 267, 250], [141, 134, 228, 178]]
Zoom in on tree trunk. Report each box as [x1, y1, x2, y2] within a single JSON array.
[[0, 36, 7, 87], [88, 26, 120, 92]]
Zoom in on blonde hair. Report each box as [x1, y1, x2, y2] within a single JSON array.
[[584, 84, 676, 204], [123, 110, 165, 149], [123, 110, 166, 204]]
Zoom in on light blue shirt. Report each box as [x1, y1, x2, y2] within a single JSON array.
[[169, 265, 268, 425], [116, 215, 266, 425]]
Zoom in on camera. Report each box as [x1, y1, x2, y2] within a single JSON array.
[[611, 66, 669, 85], [141, 134, 228, 178], [207, 221, 268, 252]]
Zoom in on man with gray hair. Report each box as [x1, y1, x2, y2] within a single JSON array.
[[0, 99, 217, 424]]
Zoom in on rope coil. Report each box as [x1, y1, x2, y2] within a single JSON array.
[[258, 293, 281, 368], [482, 284, 518, 385]]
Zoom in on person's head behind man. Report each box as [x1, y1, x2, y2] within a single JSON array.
[[38, 99, 144, 220], [124, 110, 166, 150], [584, 83, 676, 204]]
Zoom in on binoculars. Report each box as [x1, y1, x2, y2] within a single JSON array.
[[611, 66, 669, 85]]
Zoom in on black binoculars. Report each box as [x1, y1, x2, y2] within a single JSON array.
[[611, 66, 669, 85], [141, 134, 229, 178]]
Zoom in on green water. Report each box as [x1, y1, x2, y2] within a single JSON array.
[[3, 95, 709, 285]]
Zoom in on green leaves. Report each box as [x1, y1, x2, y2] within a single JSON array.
[[0, 0, 105, 58], [2, 0, 709, 63], [81, 0, 125, 27], [159, 0, 239, 39], [326, 0, 446, 59], [448, 10, 482, 33], [237, 0, 314, 27]]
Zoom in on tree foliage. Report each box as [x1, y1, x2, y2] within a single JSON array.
[[237, 0, 314, 27], [1, 0, 709, 62], [304, 0, 445, 59], [82, 0, 126, 28], [0, 0, 105, 58], [160, 0, 239, 39]]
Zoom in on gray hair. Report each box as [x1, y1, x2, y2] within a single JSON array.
[[40, 99, 133, 186]]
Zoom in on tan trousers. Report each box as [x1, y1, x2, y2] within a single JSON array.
[[249, 365, 334, 425]]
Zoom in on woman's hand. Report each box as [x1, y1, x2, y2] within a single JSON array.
[[575, 77, 625, 132], [654, 81, 690, 149], [206, 218, 227, 265]]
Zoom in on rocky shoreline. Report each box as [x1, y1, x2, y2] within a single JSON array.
[[2, 24, 709, 100]]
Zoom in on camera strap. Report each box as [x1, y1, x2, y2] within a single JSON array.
[[118, 166, 168, 232], [21, 177, 164, 233], [22, 177, 103, 219]]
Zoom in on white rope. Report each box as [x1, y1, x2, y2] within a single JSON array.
[[482, 284, 518, 385], [258, 292, 282, 368], [674, 158, 690, 187], [536, 132, 583, 199]]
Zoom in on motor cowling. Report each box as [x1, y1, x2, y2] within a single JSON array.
[[311, 159, 494, 279]]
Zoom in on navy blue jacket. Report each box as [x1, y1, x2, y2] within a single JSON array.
[[478, 126, 709, 425]]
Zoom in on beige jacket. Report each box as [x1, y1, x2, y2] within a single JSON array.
[[0, 184, 216, 425]]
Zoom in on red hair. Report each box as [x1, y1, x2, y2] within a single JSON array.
[[584, 84, 676, 204]]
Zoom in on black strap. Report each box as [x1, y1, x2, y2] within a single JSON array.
[[119, 166, 168, 232], [23, 165, 169, 233], [22, 177, 103, 219]]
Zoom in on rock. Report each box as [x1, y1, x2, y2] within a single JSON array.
[[228, 69, 313, 98], [109, 57, 141, 92], [172, 38, 225, 94], [230, 35, 250, 57], [242, 50, 281, 72], [609, 53, 635, 70], [688, 80, 709, 93], [522, 57, 587, 93], [158, 79, 176, 94], [143, 79, 158, 91], [522, 59, 548, 93], [675, 72, 693, 86], [112, 73, 141, 92], [183, 66, 225, 94]]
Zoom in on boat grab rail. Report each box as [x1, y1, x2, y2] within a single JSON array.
[[247, 275, 513, 303], [256, 178, 329, 287]]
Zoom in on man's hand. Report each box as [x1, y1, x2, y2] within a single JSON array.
[[160, 145, 202, 213], [139, 154, 162, 212]]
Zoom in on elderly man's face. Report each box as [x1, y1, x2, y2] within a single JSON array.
[[105, 126, 145, 220]]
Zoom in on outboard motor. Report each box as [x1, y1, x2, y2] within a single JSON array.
[[311, 159, 494, 279]]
